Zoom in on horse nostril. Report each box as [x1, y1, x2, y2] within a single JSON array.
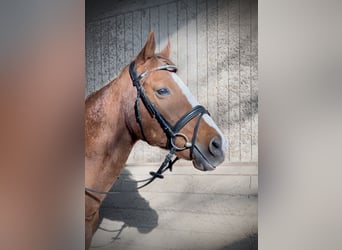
[[212, 139, 220, 149], [209, 136, 222, 156]]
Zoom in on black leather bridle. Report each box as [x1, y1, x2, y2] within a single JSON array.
[[85, 60, 210, 194], [128, 60, 209, 188]]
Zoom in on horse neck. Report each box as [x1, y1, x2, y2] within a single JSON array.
[[85, 67, 137, 195]]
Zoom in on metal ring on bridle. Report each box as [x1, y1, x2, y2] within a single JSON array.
[[170, 133, 192, 151]]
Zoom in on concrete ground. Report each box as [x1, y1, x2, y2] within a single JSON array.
[[90, 163, 257, 250]]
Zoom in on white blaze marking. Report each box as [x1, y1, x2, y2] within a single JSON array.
[[171, 73, 228, 152]]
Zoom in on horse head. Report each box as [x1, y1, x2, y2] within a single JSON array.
[[127, 32, 227, 171]]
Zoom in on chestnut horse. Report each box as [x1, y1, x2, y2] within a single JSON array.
[[85, 32, 227, 249]]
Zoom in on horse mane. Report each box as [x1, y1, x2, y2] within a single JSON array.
[[156, 54, 175, 66], [86, 80, 113, 102]]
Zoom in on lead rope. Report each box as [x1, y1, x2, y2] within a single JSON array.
[[85, 187, 120, 195], [136, 148, 179, 189], [84, 150, 179, 195]]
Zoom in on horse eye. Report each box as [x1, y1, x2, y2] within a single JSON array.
[[156, 87, 171, 96]]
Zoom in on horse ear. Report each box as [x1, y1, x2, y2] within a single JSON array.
[[159, 37, 171, 58], [136, 31, 156, 63]]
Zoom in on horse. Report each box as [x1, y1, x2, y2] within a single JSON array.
[[85, 31, 227, 249]]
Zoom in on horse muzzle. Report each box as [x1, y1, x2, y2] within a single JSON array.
[[191, 136, 225, 171]]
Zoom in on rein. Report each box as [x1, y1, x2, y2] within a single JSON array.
[[85, 60, 209, 195]]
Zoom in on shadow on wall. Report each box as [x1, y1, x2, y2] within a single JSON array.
[[220, 233, 258, 250], [97, 168, 159, 240]]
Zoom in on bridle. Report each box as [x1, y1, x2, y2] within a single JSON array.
[[129, 60, 210, 188], [85, 60, 209, 194]]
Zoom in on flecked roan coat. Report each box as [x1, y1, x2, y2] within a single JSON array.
[[85, 32, 226, 249]]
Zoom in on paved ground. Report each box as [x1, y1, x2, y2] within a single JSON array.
[[90, 164, 258, 250]]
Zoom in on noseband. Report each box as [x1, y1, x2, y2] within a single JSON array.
[[129, 61, 209, 188]]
